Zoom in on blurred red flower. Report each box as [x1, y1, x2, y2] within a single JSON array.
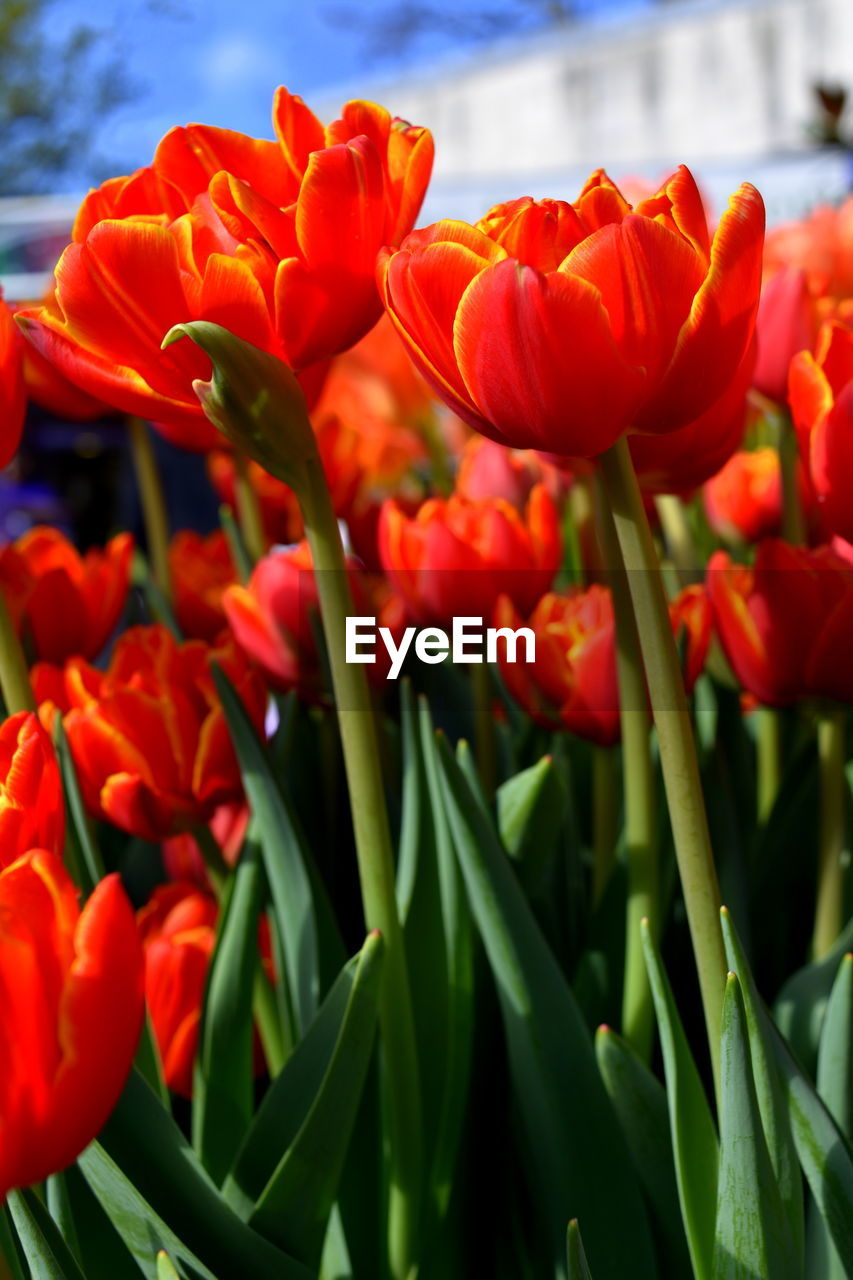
[[170, 529, 238, 643], [0, 711, 65, 868], [0, 850, 143, 1199], [0, 292, 27, 469], [703, 447, 788, 544], [789, 319, 853, 543]]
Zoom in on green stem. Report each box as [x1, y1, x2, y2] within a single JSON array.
[[777, 411, 806, 546], [128, 416, 172, 599], [597, 492, 658, 1060], [599, 437, 725, 1096], [233, 448, 267, 564], [472, 661, 497, 796], [192, 823, 229, 898], [0, 591, 34, 713], [591, 746, 617, 908], [654, 494, 701, 586], [295, 453, 422, 1279], [254, 964, 289, 1076], [812, 709, 847, 958], [756, 706, 783, 825]]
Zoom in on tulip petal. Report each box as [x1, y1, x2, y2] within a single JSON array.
[[633, 165, 711, 262], [273, 87, 326, 185], [454, 258, 647, 456]]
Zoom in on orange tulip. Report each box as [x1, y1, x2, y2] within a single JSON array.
[[378, 486, 562, 625], [32, 625, 266, 842], [789, 320, 853, 543], [138, 880, 271, 1097], [703, 447, 787, 543], [707, 539, 853, 706], [0, 849, 143, 1199], [0, 711, 65, 868], [170, 529, 238, 643], [379, 167, 764, 457], [0, 527, 133, 664], [17, 90, 433, 448], [0, 292, 26, 469]]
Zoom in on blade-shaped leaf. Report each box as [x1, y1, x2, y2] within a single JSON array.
[[53, 717, 105, 893], [641, 921, 718, 1280], [774, 919, 853, 1078], [566, 1220, 593, 1280], [193, 829, 263, 1183], [435, 733, 658, 1278], [722, 910, 853, 1272], [214, 667, 319, 1039], [497, 754, 566, 895], [86, 1070, 312, 1280], [807, 952, 853, 1280], [248, 933, 384, 1268], [7, 1190, 86, 1280], [713, 973, 799, 1279], [595, 1025, 692, 1278]]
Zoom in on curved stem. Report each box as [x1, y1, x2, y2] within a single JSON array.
[[296, 454, 422, 1279], [0, 591, 34, 714], [756, 706, 783, 825], [654, 494, 701, 586], [128, 416, 172, 599], [599, 437, 725, 1097], [233, 448, 267, 564], [812, 709, 847, 958]]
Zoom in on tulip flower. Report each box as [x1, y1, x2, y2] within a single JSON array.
[[0, 711, 65, 868], [0, 849, 143, 1199], [138, 880, 271, 1097], [162, 802, 249, 888], [17, 89, 433, 447], [752, 267, 819, 406], [707, 539, 853, 706], [703, 447, 788, 544], [763, 198, 853, 303], [789, 320, 853, 543], [170, 530, 238, 643], [0, 527, 133, 664], [378, 486, 561, 626], [223, 542, 405, 695], [379, 166, 764, 457], [32, 625, 266, 843], [456, 436, 566, 510], [0, 292, 26, 469]]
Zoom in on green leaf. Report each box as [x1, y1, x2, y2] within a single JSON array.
[[774, 919, 853, 1078], [156, 1253, 183, 1280], [713, 973, 799, 1279], [807, 953, 853, 1280], [566, 1220, 593, 1280], [53, 1166, 144, 1280], [595, 1026, 692, 1278], [7, 1190, 86, 1280], [435, 732, 657, 1279], [641, 921, 718, 1280], [85, 1070, 312, 1280], [214, 666, 319, 1039], [247, 933, 384, 1268], [497, 754, 566, 894], [721, 910, 853, 1272], [396, 680, 431, 921], [193, 829, 263, 1183], [46, 1174, 82, 1265], [0, 1205, 27, 1280], [53, 717, 105, 893]]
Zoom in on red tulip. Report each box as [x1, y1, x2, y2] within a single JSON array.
[[789, 320, 853, 543], [752, 267, 819, 406], [162, 802, 249, 889], [456, 436, 567, 510], [17, 90, 433, 448], [138, 880, 271, 1097], [378, 486, 561, 625], [707, 539, 853, 706], [0, 711, 65, 868], [669, 584, 713, 694], [703, 447, 787, 543], [0, 292, 26, 469], [0, 527, 133, 664], [379, 167, 764, 457], [170, 529, 238, 643], [32, 625, 266, 842], [0, 849, 143, 1199]]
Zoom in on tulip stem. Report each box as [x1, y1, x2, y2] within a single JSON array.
[[591, 746, 617, 907], [596, 488, 658, 1060], [472, 662, 497, 796], [296, 452, 422, 1279], [232, 449, 267, 564], [654, 494, 701, 586], [812, 709, 848, 958], [777, 411, 806, 546], [128, 416, 172, 599], [192, 824, 229, 897], [599, 436, 725, 1097], [756, 706, 783, 824], [0, 591, 34, 714]]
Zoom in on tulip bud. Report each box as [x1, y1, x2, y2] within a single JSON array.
[[163, 322, 318, 486]]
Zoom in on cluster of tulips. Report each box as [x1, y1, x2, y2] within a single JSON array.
[[0, 82, 850, 1280]]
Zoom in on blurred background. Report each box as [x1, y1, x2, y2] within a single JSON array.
[[0, 0, 849, 541]]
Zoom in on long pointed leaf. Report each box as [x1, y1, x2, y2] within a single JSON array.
[[722, 910, 853, 1272], [641, 921, 718, 1280], [566, 1220, 593, 1280], [247, 932, 383, 1267], [436, 733, 657, 1278], [774, 919, 853, 1078], [7, 1190, 86, 1280], [807, 953, 853, 1280], [713, 973, 799, 1279]]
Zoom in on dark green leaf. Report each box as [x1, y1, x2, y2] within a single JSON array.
[[497, 754, 566, 895], [774, 919, 853, 1079], [566, 1220, 593, 1280], [807, 953, 853, 1280], [7, 1189, 86, 1280]]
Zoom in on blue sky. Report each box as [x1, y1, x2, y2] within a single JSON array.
[[55, 0, 574, 183]]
